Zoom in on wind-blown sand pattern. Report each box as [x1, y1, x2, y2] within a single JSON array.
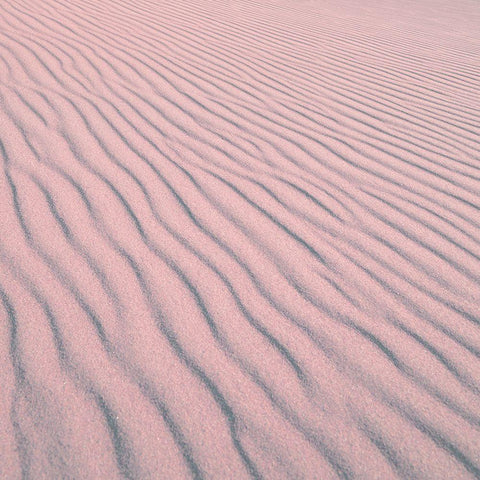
[[1, 0, 480, 478]]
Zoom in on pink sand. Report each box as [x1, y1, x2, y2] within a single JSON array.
[[1, 0, 480, 478]]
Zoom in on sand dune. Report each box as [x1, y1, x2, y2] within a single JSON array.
[[1, 0, 480, 478]]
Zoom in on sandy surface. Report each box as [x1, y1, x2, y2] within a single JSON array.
[[1, 0, 480, 478]]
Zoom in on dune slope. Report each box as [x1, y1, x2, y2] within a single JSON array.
[[1, 0, 480, 478]]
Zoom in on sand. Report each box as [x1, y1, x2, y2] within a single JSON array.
[[1, 0, 480, 478]]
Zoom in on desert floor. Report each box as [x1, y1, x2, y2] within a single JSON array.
[[1, 0, 480, 478]]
